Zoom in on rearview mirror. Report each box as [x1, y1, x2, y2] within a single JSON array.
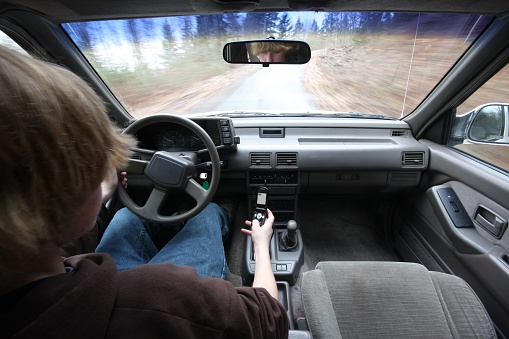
[[223, 39, 311, 66]]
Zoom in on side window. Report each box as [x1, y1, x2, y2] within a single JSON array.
[[0, 30, 29, 56], [448, 64, 509, 172]]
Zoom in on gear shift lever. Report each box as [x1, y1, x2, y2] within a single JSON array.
[[279, 220, 298, 251]]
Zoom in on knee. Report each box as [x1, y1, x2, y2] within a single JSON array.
[[109, 208, 144, 230], [205, 202, 221, 214], [112, 207, 134, 221], [189, 203, 227, 228], [203, 203, 228, 222]]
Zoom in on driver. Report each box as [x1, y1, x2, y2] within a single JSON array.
[[0, 46, 289, 338], [251, 41, 294, 62]]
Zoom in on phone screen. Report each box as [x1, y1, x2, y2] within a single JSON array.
[[256, 192, 267, 207]]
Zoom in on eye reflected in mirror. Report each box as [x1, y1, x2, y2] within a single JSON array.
[[467, 104, 509, 144], [223, 39, 311, 66]]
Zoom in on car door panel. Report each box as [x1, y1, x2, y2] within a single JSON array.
[[393, 140, 509, 336], [427, 184, 497, 255]]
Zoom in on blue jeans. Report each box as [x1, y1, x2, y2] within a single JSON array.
[[96, 203, 229, 279]]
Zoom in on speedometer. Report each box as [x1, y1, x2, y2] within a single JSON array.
[[161, 130, 185, 150], [189, 133, 204, 148]]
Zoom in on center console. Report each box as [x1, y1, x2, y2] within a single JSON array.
[[242, 171, 304, 286]]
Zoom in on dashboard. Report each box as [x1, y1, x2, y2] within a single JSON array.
[[130, 115, 430, 197], [131, 116, 429, 174]]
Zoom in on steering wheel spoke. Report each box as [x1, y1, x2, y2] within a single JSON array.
[[185, 178, 208, 204], [143, 187, 168, 216], [125, 158, 149, 175]]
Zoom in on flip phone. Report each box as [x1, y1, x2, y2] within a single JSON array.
[[253, 186, 269, 226]]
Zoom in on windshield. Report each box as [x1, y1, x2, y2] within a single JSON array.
[[63, 12, 492, 119]]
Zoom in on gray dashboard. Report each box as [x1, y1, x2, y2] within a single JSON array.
[[130, 115, 429, 196], [225, 117, 428, 195], [229, 118, 427, 170]]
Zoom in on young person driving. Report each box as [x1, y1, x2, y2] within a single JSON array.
[[0, 46, 288, 338]]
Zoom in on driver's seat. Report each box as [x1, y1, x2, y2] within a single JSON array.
[[301, 261, 495, 338]]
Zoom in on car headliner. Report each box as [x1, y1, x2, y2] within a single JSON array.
[[0, 0, 508, 22]]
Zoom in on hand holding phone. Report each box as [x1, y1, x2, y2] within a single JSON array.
[[253, 186, 269, 226]]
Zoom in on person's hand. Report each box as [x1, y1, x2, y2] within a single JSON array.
[[241, 209, 274, 248], [242, 209, 278, 299], [101, 169, 127, 204], [119, 171, 127, 189]]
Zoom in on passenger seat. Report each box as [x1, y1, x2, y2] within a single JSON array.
[[301, 261, 495, 338]]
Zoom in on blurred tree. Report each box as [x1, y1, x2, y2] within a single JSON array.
[[360, 13, 384, 31], [139, 18, 155, 43], [243, 12, 280, 38], [310, 19, 319, 34], [196, 15, 227, 38], [125, 19, 145, 68], [162, 17, 177, 66], [293, 16, 305, 37], [264, 13, 279, 37], [126, 19, 141, 45], [162, 19, 174, 42], [391, 12, 418, 30], [243, 12, 266, 37], [181, 17, 195, 40], [224, 13, 243, 38], [277, 13, 293, 38], [70, 22, 93, 50], [320, 13, 340, 36]]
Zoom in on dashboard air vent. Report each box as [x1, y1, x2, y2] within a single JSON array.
[[391, 130, 407, 137], [276, 153, 298, 167], [402, 152, 424, 167], [250, 152, 271, 167]]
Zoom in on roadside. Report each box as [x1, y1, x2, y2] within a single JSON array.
[[303, 35, 466, 118], [125, 65, 257, 118]]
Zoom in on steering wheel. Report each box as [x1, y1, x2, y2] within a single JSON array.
[[117, 114, 220, 223]]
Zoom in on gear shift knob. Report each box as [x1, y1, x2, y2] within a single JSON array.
[[287, 220, 297, 233], [279, 220, 298, 251]]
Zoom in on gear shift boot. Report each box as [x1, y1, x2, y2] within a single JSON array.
[[279, 220, 298, 251]]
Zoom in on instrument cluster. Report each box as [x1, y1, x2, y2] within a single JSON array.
[[134, 118, 234, 152]]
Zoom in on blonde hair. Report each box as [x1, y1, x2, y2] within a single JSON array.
[[0, 46, 137, 276], [251, 41, 294, 56]]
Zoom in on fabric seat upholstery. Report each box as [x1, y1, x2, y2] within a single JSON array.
[[301, 261, 495, 338]]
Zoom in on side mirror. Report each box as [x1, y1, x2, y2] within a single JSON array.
[[223, 39, 311, 66], [467, 104, 508, 143]]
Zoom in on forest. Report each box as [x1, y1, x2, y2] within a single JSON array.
[[65, 11, 483, 72]]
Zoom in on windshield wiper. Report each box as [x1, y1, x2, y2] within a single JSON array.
[[326, 112, 396, 120], [215, 112, 282, 118], [214, 111, 396, 120]]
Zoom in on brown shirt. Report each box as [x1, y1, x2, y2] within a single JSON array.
[[2, 254, 289, 338]]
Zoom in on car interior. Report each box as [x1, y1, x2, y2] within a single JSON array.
[[1, 0, 509, 337]]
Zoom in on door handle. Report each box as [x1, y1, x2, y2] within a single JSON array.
[[474, 205, 507, 238]]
